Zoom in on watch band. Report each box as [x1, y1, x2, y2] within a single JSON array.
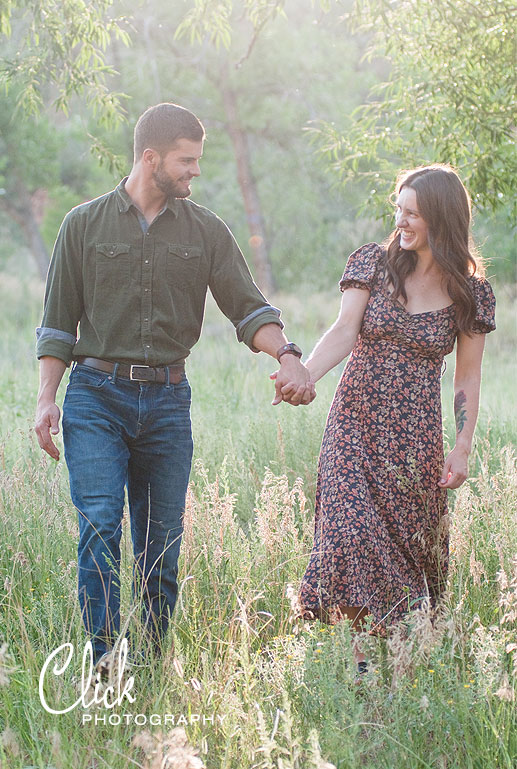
[[276, 343, 303, 362]]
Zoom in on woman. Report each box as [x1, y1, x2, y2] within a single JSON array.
[[291, 164, 496, 667]]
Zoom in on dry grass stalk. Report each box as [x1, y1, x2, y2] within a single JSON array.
[[182, 461, 238, 567], [497, 554, 517, 627], [387, 598, 448, 683], [494, 672, 515, 702], [307, 729, 337, 769], [254, 471, 307, 555], [132, 727, 205, 769], [0, 642, 15, 686], [0, 726, 20, 757]]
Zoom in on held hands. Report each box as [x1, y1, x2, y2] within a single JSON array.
[[34, 401, 62, 461], [438, 445, 469, 489], [269, 357, 316, 406]]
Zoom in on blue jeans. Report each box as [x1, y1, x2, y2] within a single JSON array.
[[62, 363, 193, 663]]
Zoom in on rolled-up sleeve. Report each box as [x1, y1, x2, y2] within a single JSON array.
[[208, 217, 283, 351], [36, 209, 84, 365]]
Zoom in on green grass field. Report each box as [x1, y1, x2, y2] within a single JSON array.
[[0, 276, 515, 769]]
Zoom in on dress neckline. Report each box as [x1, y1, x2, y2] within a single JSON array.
[[382, 285, 455, 317]]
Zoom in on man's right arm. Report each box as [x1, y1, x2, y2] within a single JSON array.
[[35, 209, 84, 459], [35, 356, 67, 461]]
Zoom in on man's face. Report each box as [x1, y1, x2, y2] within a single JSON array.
[[152, 138, 203, 199]]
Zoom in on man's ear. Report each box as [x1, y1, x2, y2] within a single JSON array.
[[142, 148, 159, 166]]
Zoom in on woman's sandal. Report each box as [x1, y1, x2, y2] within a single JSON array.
[[353, 660, 369, 685]]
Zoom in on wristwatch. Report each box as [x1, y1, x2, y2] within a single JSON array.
[[276, 342, 303, 362]]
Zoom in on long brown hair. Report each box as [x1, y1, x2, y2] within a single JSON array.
[[383, 164, 484, 332]]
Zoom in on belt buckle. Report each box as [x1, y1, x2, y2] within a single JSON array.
[[130, 364, 154, 382]]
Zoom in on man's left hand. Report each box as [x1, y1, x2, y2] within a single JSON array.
[[270, 357, 316, 406]]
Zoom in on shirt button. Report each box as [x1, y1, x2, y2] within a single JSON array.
[[146, 345, 151, 348], [144, 288, 150, 292], [145, 260, 149, 264], [144, 318, 148, 322]]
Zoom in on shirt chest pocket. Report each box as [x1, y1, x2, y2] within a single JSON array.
[[95, 243, 131, 285], [166, 244, 202, 289]]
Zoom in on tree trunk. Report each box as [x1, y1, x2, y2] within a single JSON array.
[[219, 79, 276, 296], [0, 177, 50, 280]]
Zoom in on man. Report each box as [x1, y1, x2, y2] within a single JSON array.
[[34, 103, 314, 665]]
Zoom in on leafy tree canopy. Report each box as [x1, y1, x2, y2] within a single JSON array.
[[0, 0, 130, 124], [309, 0, 516, 217]]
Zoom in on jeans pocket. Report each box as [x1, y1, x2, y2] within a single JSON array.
[[170, 378, 192, 404], [67, 364, 111, 389]]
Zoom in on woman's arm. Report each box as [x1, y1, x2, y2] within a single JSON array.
[[305, 287, 370, 383], [439, 331, 486, 489]]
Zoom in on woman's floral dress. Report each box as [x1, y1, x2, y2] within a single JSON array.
[[299, 243, 496, 633]]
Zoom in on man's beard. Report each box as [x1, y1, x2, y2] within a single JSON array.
[[152, 161, 191, 199]]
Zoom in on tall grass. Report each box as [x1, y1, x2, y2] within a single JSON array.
[[0, 276, 515, 768]]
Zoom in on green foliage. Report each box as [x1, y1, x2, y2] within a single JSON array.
[[309, 0, 517, 217], [0, 0, 514, 286], [174, 0, 287, 51], [0, 0, 130, 124], [114, 0, 380, 289], [0, 95, 59, 191]]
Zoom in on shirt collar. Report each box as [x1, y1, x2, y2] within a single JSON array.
[[115, 177, 180, 218]]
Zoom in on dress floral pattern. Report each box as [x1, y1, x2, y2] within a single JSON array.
[[299, 243, 496, 633]]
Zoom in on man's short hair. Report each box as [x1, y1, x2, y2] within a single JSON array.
[[134, 103, 205, 159]]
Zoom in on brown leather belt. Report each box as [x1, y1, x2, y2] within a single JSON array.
[[75, 357, 185, 384]]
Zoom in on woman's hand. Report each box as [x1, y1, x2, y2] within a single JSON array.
[[438, 446, 469, 489], [269, 370, 316, 406]]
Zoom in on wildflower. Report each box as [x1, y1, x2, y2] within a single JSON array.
[[428, 669, 435, 673]]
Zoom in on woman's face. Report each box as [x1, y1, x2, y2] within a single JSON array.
[[395, 186, 430, 256]]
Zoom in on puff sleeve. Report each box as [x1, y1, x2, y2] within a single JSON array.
[[469, 275, 496, 334], [339, 242, 384, 292]]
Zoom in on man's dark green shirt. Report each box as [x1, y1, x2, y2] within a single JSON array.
[[36, 179, 283, 366]]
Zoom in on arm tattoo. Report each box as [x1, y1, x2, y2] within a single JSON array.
[[454, 390, 467, 434]]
